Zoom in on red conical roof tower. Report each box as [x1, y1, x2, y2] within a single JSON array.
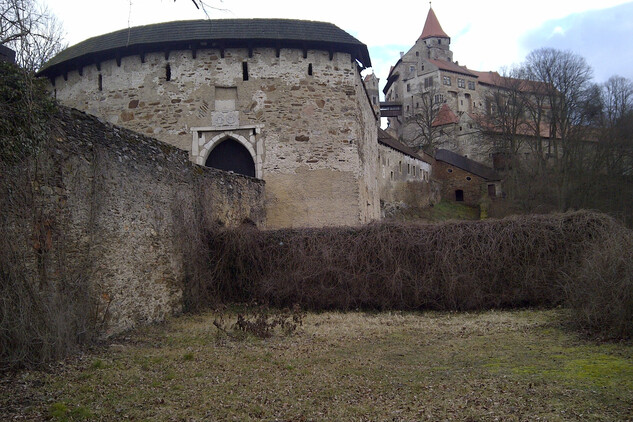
[[419, 7, 449, 40]]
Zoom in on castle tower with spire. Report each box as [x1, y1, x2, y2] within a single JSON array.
[[383, 6, 485, 160], [416, 7, 453, 62]]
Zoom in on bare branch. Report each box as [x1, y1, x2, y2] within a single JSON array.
[[0, 0, 65, 71]]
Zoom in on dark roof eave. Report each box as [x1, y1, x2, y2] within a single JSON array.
[[38, 19, 371, 77], [435, 149, 499, 180]]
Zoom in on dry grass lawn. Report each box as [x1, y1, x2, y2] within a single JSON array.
[[1, 308, 632, 421]]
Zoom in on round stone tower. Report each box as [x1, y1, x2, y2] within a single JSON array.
[[38, 19, 381, 228]]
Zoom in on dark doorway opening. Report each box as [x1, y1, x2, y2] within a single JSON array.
[[205, 138, 255, 177], [455, 189, 464, 202], [488, 184, 496, 198]]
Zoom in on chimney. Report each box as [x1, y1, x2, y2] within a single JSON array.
[[400, 51, 404, 58]]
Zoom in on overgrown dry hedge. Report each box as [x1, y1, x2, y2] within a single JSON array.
[[566, 226, 633, 339], [197, 211, 632, 338]]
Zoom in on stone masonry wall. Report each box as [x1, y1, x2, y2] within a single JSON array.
[[5, 107, 265, 336], [378, 143, 435, 211], [51, 47, 380, 228], [432, 160, 487, 206]]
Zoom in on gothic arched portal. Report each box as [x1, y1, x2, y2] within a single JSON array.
[[204, 138, 256, 178]]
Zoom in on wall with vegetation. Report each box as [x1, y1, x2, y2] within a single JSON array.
[[1, 65, 265, 370]]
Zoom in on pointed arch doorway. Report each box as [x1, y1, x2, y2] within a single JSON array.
[[205, 137, 255, 177]]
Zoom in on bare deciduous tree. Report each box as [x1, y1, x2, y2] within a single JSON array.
[[0, 0, 65, 71], [175, 0, 229, 19], [521, 48, 594, 210], [404, 82, 454, 154]]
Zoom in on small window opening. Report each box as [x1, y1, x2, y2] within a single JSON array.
[[390, 171, 394, 180], [98, 74, 102, 91], [447, 168, 453, 173], [242, 62, 249, 81], [308, 63, 313, 76], [455, 189, 464, 202], [165, 63, 171, 81], [407, 163, 410, 174], [466, 176, 472, 181]]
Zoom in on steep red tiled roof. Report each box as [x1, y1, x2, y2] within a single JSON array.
[[470, 70, 501, 85], [429, 59, 476, 77], [419, 8, 449, 40], [432, 104, 459, 127], [470, 70, 550, 94], [471, 111, 557, 139]]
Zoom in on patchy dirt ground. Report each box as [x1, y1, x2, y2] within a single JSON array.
[[1, 309, 632, 421]]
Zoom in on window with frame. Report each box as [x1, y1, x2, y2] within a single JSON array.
[[424, 76, 433, 89], [443, 76, 451, 86], [434, 94, 444, 104], [409, 65, 416, 73], [407, 83, 411, 92], [468, 81, 476, 90], [457, 78, 465, 88]]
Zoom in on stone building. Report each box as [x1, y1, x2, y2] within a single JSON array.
[[433, 149, 501, 206], [0, 45, 16, 63], [382, 7, 519, 167], [377, 129, 437, 214], [364, 72, 381, 114], [38, 19, 381, 228]]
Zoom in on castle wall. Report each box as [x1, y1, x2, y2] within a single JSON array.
[[378, 144, 434, 210], [3, 107, 265, 336], [51, 47, 380, 228]]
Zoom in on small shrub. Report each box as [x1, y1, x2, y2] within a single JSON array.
[[49, 402, 69, 420], [90, 359, 105, 370], [213, 304, 304, 339], [48, 402, 92, 421]]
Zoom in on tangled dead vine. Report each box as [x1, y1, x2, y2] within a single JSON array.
[[194, 211, 633, 339]]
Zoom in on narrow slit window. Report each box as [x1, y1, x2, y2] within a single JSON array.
[[242, 62, 249, 81], [98, 74, 102, 91], [165, 63, 171, 81], [308, 63, 313, 76]]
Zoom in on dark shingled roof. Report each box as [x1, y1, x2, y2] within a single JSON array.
[[0, 44, 16, 64], [435, 149, 500, 181], [38, 19, 371, 77], [378, 129, 431, 163]]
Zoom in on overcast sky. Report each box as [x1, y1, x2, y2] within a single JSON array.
[[45, 0, 633, 92]]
